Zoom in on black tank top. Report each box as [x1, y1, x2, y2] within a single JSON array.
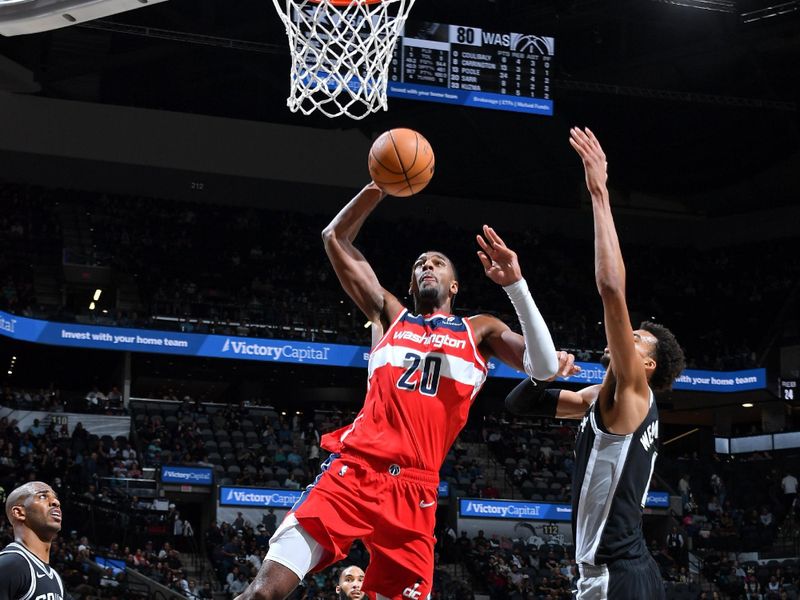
[[0, 541, 65, 600], [571, 389, 659, 565]]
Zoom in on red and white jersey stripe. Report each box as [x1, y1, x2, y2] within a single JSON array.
[[321, 310, 488, 471]]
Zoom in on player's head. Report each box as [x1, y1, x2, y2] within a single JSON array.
[[409, 250, 459, 313], [336, 565, 365, 600], [5, 481, 62, 541], [600, 321, 685, 392]]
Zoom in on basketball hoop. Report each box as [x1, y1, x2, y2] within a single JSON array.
[[271, 0, 416, 119]]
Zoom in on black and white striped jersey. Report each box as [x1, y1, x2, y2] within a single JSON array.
[[572, 389, 659, 566], [0, 542, 65, 600]]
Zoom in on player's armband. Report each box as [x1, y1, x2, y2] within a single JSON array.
[[503, 278, 558, 380], [504, 377, 561, 418]]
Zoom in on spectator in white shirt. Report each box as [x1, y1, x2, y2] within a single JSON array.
[[782, 472, 798, 512], [158, 542, 172, 560], [228, 573, 248, 595], [226, 566, 241, 590], [246, 550, 263, 571], [27, 419, 45, 436], [173, 514, 183, 536], [678, 474, 691, 510], [184, 578, 201, 600]]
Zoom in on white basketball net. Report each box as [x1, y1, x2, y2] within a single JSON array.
[[271, 0, 416, 119]]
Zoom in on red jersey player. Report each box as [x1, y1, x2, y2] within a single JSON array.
[[235, 183, 577, 600]]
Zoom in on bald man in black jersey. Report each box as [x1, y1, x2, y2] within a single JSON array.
[[0, 481, 66, 600]]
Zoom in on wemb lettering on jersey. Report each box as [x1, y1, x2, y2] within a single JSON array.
[[392, 330, 466, 350], [640, 419, 659, 452]]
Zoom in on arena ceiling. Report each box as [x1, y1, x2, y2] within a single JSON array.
[[0, 0, 798, 213]]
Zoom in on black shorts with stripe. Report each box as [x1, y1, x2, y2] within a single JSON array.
[[575, 553, 665, 600]]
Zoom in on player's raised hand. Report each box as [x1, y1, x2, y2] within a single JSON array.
[[476, 225, 522, 287], [569, 126, 608, 197], [548, 350, 582, 380]]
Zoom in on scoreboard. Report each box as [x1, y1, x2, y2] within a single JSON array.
[[388, 21, 554, 116]]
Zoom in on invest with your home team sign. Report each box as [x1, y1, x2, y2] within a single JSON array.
[[0, 311, 765, 392]]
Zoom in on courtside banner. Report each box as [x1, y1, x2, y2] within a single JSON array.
[[161, 466, 213, 485], [0, 311, 766, 391], [645, 491, 670, 508], [459, 498, 572, 522], [489, 359, 766, 392], [219, 486, 302, 508], [0, 310, 362, 366]]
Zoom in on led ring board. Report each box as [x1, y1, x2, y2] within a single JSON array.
[[388, 20, 555, 116]]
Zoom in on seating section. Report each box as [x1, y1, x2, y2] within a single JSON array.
[[4, 179, 798, 369], [481, 417, 576, 504], [6, 388, 800, 597], [133, 400, 355, 490]]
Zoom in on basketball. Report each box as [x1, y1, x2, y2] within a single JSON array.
[[368, 128, 435, 197]]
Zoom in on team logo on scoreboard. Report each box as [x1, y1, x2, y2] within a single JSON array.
[[510, 34, 554, 55]]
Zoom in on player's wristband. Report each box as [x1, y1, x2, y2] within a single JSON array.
[[503, 278, 559, 380], [505, 377, 561, 418]]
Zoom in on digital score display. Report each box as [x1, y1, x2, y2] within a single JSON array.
[[388, 21, 554, 116]]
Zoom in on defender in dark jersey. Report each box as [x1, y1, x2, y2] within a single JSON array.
[[235, 181, 578, 600], [0, 482, 65, 600], [505, 128, 685, 600]]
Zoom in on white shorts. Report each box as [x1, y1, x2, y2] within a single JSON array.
[[265, 513, 326, 580]]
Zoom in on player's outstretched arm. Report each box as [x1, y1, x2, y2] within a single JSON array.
[[505, 379, 600, 420], [473, 225, 561, 380], [569, 127, 650, 432], [322, 182, 404, 332]]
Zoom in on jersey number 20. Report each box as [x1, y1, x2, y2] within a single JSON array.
[[397, 352, 442, 396]]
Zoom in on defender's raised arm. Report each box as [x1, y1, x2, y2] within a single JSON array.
[[570, 127, 669, 433]]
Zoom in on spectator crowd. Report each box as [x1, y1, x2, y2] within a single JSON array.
[[3, 180, 797, 371]]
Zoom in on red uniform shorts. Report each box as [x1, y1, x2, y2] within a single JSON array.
[[291, 452, 439, 600]]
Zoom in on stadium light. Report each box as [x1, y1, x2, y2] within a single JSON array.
[[93, 288, 102, 301], [650, 0, 735, 12], [742, 402, 754, 408], [89, 301, 96, 310], [0, 0, 170, 37], [741, 0, 800, 23]]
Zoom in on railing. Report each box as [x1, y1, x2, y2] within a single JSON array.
[[125, 566, 187, 600], [98, 476, 157, 498], [435, 561, 474, 599], [183, 530, 220, 591], [766, 514, 800, 558], [68, 496, 175, 551]]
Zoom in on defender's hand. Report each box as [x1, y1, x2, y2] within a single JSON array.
[[547, 351, 581, 381], [476, 225, 522, 287], [569, 127, 608, 197]]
